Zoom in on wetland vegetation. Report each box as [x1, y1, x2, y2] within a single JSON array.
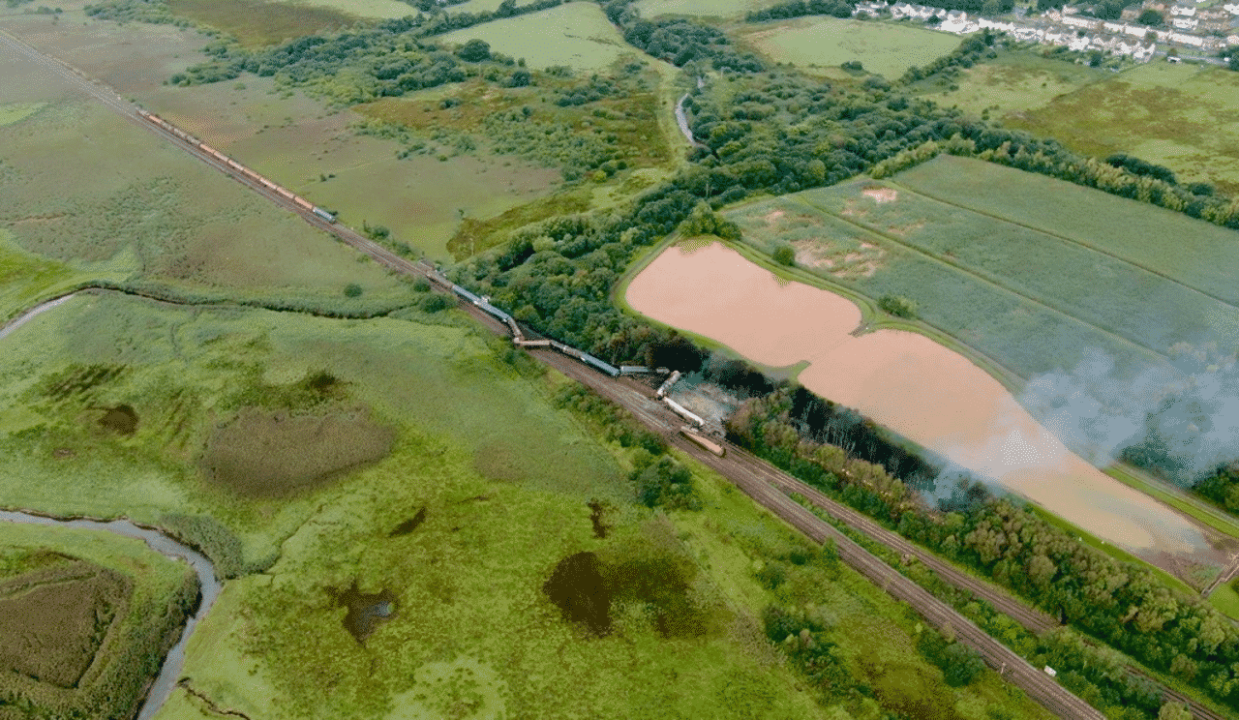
[[7, 0, 1239, 718]]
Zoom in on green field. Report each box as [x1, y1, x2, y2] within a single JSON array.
[[738, 17, 961, 79], [727, 155, 1239, 380], [0, 38, 412, 321], [167, 0, 366, 47], [1003, 61, 1239, 193], [436, 1, 636, 71], [0, 522, 198, 720], [916, 49, 1109, 118]]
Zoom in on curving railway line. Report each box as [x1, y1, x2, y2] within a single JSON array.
[[1, 25, 1226, 719]]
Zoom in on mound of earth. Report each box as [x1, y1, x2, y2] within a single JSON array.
[[202, 407, 395, 497], [0, 561, 130, 689]]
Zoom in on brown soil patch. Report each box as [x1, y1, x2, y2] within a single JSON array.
[[0, 563, 130, 689], [202, 407, 395, 497], [862, 186, 899, 203], [625, 242, 1216, 562], [329, 582, 396, 645], [97, 404, 138, 436]]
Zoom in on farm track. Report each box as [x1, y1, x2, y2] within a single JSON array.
[[0, 26, 1225, 720]]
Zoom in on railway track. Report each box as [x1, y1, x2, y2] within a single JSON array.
[[1, 25, 1223, 719]]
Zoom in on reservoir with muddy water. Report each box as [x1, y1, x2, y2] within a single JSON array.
[[625, 241, 1223, 569]]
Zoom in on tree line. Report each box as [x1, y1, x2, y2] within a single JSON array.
[[729, 387, 1239, 714]]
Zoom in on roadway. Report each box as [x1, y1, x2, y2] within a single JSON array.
[[1, 23, 1220, 719]]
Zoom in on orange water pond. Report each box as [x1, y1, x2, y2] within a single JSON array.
[[626, 241, 1217, 561]]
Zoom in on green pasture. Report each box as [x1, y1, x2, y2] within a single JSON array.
[[738, 17, 961, 80], [1006, 61, 1239, 192], [726, 156, 1239, 380], [0, 521, 198, 720], [918, 49, 1108, 118], [0, 101, 44, 127], [436, 1, 635, 71], [727, 194, 1155, 380], [1211, 581, 1239, 621], [894, 156, 1239, 307]]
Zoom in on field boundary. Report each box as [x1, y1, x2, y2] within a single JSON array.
[[789, 191, 1173, 369], [887, 177, 1239, 313]]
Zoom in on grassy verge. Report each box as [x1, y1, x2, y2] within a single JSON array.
[[1105, 464, 1239, 541]]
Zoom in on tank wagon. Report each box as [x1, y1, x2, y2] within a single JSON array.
[[139, 110, 336, 222], [680, 427, 725, 457], [619, 366, 652, 375], [663, 397, 704, 427], [656, 370, 682, 399]]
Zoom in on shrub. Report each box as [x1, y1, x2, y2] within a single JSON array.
[[343, 283, 363, 298], [878, 294, 917, 318], [772, 243, 795, 266], [420, 293, 453, 313]]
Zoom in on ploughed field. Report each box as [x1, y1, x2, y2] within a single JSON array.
[[625, 240, 1222, 571]]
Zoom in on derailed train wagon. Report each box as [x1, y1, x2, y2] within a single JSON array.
[[680, 427, 725, 457]]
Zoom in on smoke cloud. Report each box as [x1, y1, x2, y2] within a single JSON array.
[[1017, 346, 1239, 486]]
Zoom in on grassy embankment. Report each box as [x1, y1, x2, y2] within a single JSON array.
[[911, 48, 1110, 119], [736, 16, 961, 80], [0, 522, 198, 720]]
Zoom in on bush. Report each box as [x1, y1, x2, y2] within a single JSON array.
[[412, 276, 431, 293], [420, 293, 454, 313], [772, 244, 795, 266], [878, 294, 917, 318], [343, 283, 363, 298]]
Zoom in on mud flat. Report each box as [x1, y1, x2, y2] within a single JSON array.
[[625, 241, 1217, 562]]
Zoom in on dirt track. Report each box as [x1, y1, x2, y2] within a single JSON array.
[[0, 25, 1222, 720]]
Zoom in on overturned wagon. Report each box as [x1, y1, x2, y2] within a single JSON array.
[[680, 427, 725, 457]]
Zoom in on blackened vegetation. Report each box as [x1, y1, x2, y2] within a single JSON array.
[[543, 544, 717, 639], [543, 551, 612, 636], [98, 404, 139, 436], [330, 582, 397, 644], [40, 364, 125, 402], [389, 507, 428, 537], [587, 500, 608, 539]]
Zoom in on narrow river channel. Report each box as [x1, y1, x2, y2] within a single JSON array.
[[0, 510, 220, 720]]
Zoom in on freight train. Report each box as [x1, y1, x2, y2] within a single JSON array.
[[137, 110, 335, 223]]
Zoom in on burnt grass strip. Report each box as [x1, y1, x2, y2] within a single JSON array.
[[388, 507, 427, 537]]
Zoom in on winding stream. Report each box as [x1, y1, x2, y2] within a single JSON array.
[[1, 295, 221, 720], [0, 511, 220, 720]]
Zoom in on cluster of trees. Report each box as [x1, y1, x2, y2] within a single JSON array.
[[158, 0, 562, 99], [84, 0, 191, 26], [727, 388, 1239, 713], [551, 383, 700, 509], [878, 294, 917, 318], [899, 30, 999, 85], [676, 201, 741, 240], [745, 0, 856, 22], [603, 0, 764, 72], [1194, 465, 1239, 514]]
